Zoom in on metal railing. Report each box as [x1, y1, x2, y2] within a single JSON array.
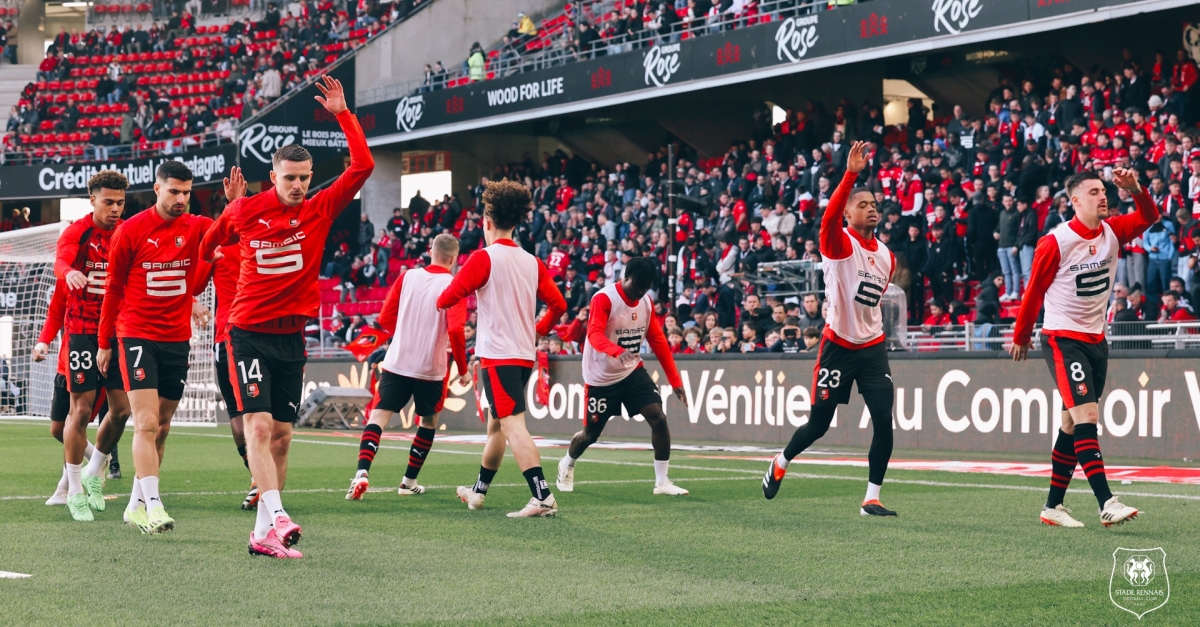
[[1, 128, 235, 167], [900, 321, 1200, 352], [359, 0, 826, 106]]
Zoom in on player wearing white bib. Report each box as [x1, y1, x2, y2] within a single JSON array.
[[762, 143, 899, 517], [555, 257, 689, 495], [1011, 169, 1155, 528], [438, 181, 567, 518], [346, 234, 468, 500]]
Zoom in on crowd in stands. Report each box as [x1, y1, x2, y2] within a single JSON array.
[[2, 0, 415, 166], [333, 47, 1200, 354], [417, 0, 847, 92]]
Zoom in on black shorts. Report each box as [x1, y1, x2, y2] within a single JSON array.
[[480, 365, 531, 419], [227, 327, 307, 423], [584, 366, 662, 429], [811, 337, 893, 407], [50, 374, 70, 422], [119, 338, 190, 401], [214, 342, 241, 419], [51, 374, 109, 422], [1042, 335, 1108, 409], [374, 370, 448, 416], [67, 334, 124, 393]]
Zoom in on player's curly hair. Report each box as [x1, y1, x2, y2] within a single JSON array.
[[482, 180, 531, 231], [623, 255, 657, 291], [88, 170, 129, 195]]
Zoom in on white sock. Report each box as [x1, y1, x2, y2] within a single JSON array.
[[126, 475, 143, 512], [401, 476, 416, 488], [355, 469, 367, 478], [84, 445, 108, 477], [563, 454, 576, 467], [84, 441, 96, 462], [253, 500, 272, 540], [653, 459, 669, 485], [66, 462, 83, 497], [259, 489, 286, 520], [140, 476, 161, 507], [864, 482, 882, 504], [775, 453, 789, 469], [54, 466, 69, 494]]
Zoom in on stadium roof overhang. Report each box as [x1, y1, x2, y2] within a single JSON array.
[[360, 0, 1194, 148]]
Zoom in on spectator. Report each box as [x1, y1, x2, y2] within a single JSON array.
[[1158, 290, 1197, 322], [358, 212, 376, 254], [1015, 199, 1039, 294], [995, 194, 1020, 300], [801, 326, 820, 351], [797, 292, 824, 330], [467, 42, 485, 82]]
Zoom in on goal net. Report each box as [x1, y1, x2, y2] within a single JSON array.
[[0, 222, 217, 425]]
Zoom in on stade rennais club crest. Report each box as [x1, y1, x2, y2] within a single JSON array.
[[1110, 547, 1169, 619]]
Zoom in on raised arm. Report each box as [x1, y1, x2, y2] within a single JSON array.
[[312, 76, 376, 218], [820, 142, 870, 260], [200, 200, 240, 262], [1107, 169, 1159, 245]]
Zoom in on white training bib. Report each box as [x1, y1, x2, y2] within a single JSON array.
[[1041, 221, 1118, 336], [822, 230, 892, 344]]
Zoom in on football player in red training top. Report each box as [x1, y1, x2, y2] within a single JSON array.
[[203, 166, 260, 510], [1011, 169, 1155, 528], [346, 234, 468, 500], [556, 256, 690, 496], [761, 142, 901, 517], [200, 75, 374, 558], [33, 281, 110, 507], [97, 160, 214, 535], [53, 170, 134, 522], [437, 181, 567, 518]]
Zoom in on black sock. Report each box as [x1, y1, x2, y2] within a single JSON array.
[[236, 443, 249, 469], [405, 426, 436, 480], [357, 424, 382, 473], [1072, 423, 1112, 508], [474, 466, 498, 494], [1046, 429, 1076, 508], [783, 404, 836, 460], [523, 466, 551, 501], [864, 391, 895, 486]]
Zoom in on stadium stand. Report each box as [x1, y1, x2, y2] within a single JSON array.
[[409, 0, 829, 93], [340, 40, 1200, 355], [1, 0, 430, 165]]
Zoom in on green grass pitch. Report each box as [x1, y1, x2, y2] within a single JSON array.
[[1, 420, 1197, 626]]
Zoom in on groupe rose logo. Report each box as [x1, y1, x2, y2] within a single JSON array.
[[774, 15, 820, 63], [643, 43, 682, 87], [395, 94, 425, 133], [932, 0, 983, 35]]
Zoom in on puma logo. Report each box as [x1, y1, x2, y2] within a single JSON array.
[[367, 442, 377, 451], [89, 242, 101, 250], [259, 219, 272, 228], [147, 238, 160, 247], [414, 449, 426, 458]]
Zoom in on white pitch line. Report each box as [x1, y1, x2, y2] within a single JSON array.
[[17, 431, 1200, 503], [0, 571, 32, 579], [0, 476, 753, 501]]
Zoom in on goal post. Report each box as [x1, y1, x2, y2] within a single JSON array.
[[0, 222, 217, 425]]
